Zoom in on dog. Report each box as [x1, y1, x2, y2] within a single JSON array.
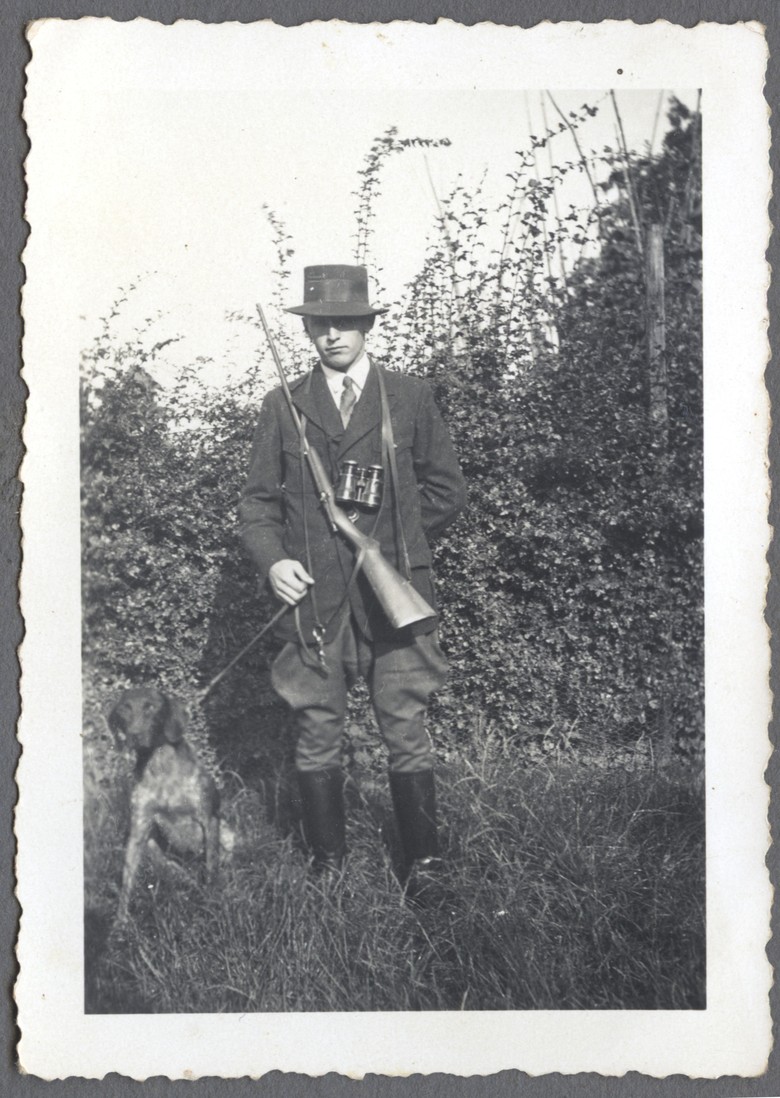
[[107, 686, 225, 925]]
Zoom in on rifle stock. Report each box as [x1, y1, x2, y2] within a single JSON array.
[[257, 305, 437, 632]]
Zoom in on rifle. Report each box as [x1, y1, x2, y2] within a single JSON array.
[[256, 305, 437, 632]]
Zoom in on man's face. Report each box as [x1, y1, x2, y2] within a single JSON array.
[[304, 315, 373, 371]]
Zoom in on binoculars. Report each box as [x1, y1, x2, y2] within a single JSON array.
[[334, 461, 384, 511]]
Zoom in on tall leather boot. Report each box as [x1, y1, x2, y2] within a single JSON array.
[[297, 768, 347, 875], [389, 770, 443, 904]]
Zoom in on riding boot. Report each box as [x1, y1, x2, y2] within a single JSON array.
[[388, 769, 443, 903], [297, 767, 347, 875]]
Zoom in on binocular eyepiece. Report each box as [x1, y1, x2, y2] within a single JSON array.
[[335, 461, 384, 511]]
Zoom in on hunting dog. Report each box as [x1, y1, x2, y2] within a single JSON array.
[[108, 687, 223, 925]]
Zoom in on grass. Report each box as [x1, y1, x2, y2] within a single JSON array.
[[84, 732, 705, 1013]]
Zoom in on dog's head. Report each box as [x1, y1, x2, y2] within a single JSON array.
[[108, 687, 187, 752]]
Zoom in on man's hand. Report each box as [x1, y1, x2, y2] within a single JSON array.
[[268, 559, 315, 606]]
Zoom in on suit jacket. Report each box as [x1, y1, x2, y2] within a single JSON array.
[[238, 358, 467, 643]]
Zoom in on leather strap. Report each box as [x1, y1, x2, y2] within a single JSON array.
[[375, 364, 412, 581]]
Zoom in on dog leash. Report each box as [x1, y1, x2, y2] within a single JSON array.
[[193, 604, 288, 705]]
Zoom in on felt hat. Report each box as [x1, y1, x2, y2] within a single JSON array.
[[285, 264, 387, 317]]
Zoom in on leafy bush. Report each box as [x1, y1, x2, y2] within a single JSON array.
[[81, 99, 704, 1013], [394, 98, 702, 758], [80, 312, 286, 770], [81, 100, 702, 776]]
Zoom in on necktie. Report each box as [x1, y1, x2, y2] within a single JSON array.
[[339, 375, 357, 427]]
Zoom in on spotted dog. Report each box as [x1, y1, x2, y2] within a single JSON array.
[[108, 687, 223, 925]]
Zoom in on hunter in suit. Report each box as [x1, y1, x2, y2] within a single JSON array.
[[239, 265, 466, 889]]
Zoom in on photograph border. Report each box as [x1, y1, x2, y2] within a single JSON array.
[[4, 1, 779, 1095]]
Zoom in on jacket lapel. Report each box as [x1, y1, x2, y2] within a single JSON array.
[[337, 359, 397, 460], [291, 365, 344, 441]]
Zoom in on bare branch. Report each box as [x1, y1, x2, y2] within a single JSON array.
[[546, 91, 601, 214], [609, 90, 644, 257]]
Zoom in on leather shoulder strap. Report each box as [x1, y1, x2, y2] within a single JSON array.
[[375, 366, 412, 580]]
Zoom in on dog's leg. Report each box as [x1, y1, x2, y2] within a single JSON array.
[[116, 795, 155, 925]]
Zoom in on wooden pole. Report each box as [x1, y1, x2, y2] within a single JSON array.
[[645, 223, 674, 767], [610, 90, 644, 258], [646, 223, 668, 439], [648, 89, 665, 156]]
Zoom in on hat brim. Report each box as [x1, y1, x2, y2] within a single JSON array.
[[284, 303, 388, 317]]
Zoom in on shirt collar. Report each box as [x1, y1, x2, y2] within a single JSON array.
[[321, 350, 371, 398]]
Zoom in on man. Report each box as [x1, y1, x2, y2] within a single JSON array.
[[239, 264, 466, 889]]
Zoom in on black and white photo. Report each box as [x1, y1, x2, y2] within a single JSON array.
[[16, 17, 771, 1079]]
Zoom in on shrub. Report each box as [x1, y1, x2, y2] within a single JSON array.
[[81, 100, 702, 775]]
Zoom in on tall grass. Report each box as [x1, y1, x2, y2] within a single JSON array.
[[84, 732, 704, 1013]]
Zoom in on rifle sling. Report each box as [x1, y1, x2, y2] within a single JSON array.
[[375, 361, 412, 582]]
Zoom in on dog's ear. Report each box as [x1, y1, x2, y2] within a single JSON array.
[[162, 696, 187, 743]]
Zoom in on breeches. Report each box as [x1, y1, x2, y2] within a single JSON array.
[[270, 613, 449, 773]]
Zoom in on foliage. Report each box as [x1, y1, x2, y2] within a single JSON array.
[[383, 97, 702, 757], [80, 98, 704, 1012], [80, 99, 702, 776], [80, 305, 285, 768]]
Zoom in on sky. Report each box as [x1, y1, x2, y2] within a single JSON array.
[[25, 19, 696, 388]]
